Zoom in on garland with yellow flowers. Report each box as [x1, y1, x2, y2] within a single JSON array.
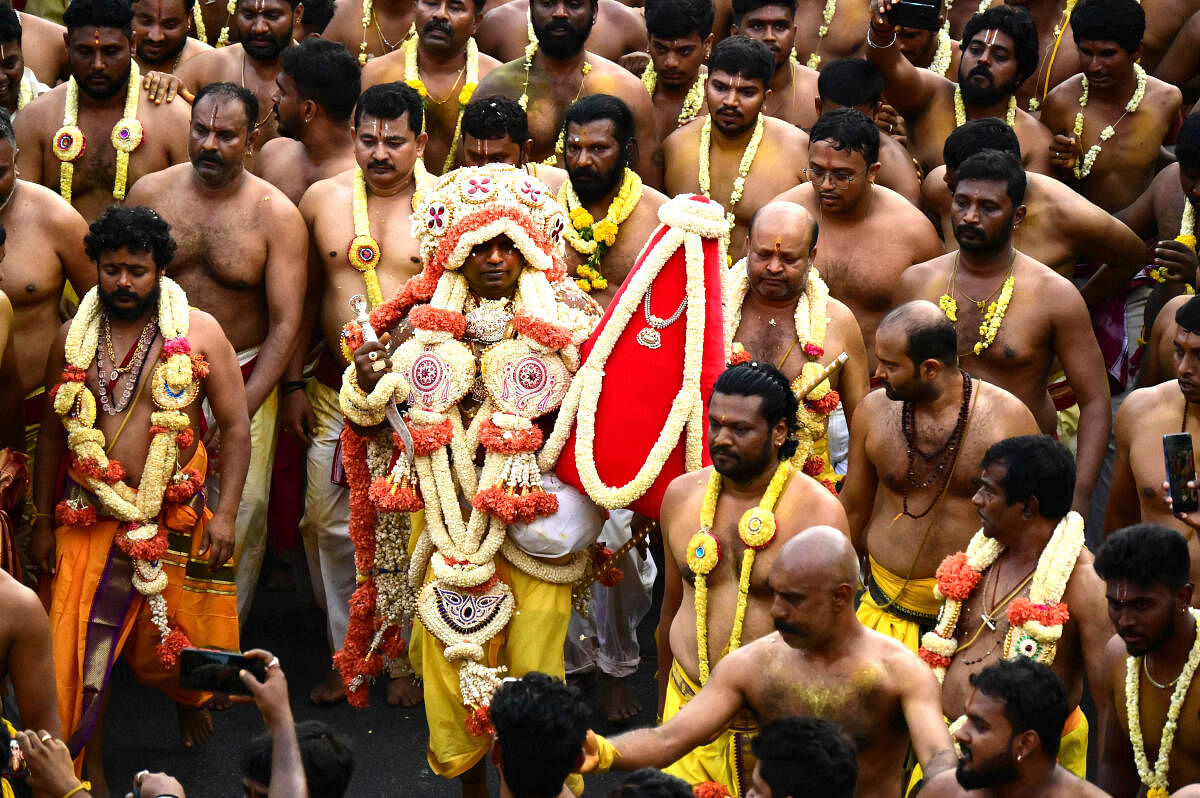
[[641, 63, 705, 126], [192, 3, 207, 44], [1149, 200, 1197, 293], [698, 114, 763, 255], [1073, 63, 1147, 180], [1127, 607, 1200, 798], [53, 61, 142, 205], [16, 77, 31, 111], [724, 261, 838, 491], [216, 0, 234, 47], [558, 168, 643, 293], [358, 0, 416, 65], [929, 26, 953, 77], [686, 460, 792, 684], [349, 166, 386, 309], [404, 37, 480, 174], [938, 256, 1016, 356], [953, 84, 1016, 129], [806, 0, 838, 69], [50, 277, 207, 668]]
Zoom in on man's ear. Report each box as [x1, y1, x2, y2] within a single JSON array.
[[1012, 203, 1026, 230]]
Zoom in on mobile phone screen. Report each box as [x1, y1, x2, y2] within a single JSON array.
[[178, 648, 266, 695], [885, 0, 940, 30], [1163, 433, 1199, 514]]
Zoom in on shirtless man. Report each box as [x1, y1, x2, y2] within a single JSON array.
[[1137, 0, 1200, 72], [0, 6, 50, 123], [15, 11, 67, 86], [728, 202, 869, 484], [475, 0, 647, 64], [321, 0, 413, 67], [32, 206, 250, 796], [0, 568, 59, 741], [1005, 0, 1080, 111], [1093, 524, 1200, 795], [1040, 0, 1181, 214], [922, 119, 1147, 301], [1139, 294, 1191, 389], [773, 109, 942, 371], [289, 82, 427, 706], [653, 364, 850, 794], [131, 0, 211, 75], [841, 301, 1039, 649], [663, 36, 809, 259], [257, 38, 360, 204], [360, 0, 500, 176], [896, 0, 960, 79], [716, 0, 869, 70], [815, 59, 921, 206], [470, 0, 660, 183], [1106, 297, 1200, 594], [897, 149, 1109, 513], [922, 435, 1110, 776], [920, 659, 1111, 798], [730, 0, 819, 129], [125, 83, 307, 622], [14, 0, 190, 223], [173, 0, 299, 163], [585, 525, 956, 798], [867, 3, 1053, 175], [458, 93, 568, 191], [559, 95, 666, 307], [639, 0, 712, 144]]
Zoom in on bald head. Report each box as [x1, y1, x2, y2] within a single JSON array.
[[749, 201, 818, 254], [775, 526, 858, 589], [876, 300, 958, 370]]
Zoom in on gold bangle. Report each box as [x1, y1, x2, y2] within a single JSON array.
[[61, 781, 92, 798]]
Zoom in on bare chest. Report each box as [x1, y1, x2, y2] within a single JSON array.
[[756, 657, 896, 748], [792, 0, 870, 61], [163, 202, 270, 291]]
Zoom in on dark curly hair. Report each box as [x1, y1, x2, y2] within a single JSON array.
[[961, 5, 1039, 85], [64, 0, 133, 34], [490, 673, 591, 798], [84, 206, 176, 269], [712, 362, 800, 460], [752, 718, 857, 798], [1094, 523, 1191, 592], [969, 658, 1070, 757]]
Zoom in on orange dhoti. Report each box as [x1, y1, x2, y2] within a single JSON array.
[[49, 444, 239, 756]]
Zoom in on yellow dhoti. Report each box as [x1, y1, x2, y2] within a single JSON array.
[[856, 555, 941, 651], [412, 554, 573, 778], [662, 659, 757, 798]]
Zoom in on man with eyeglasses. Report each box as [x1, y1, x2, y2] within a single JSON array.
[[773, 108, 941, 375]]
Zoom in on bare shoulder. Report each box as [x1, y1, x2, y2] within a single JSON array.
[[1145, 75, 1183, 113], [764, 115, 810, 147], [1018, 252, 1081, 295], [855, 384, 890, 421], [1117, 381, 1178, 425], [663, 117, 702, 154], [770, 181, 815, 207], [298, 169, 353, 218], [176, 44, 236, 79], [246, 172, 304, 222], [636, 184, 668, 213], [869, 624, 936, 688], [662, 466, 709, 521], [975, 379, 1036, 427], [18, 179, 81, 221], [125, 162, 185, 199], [0, 570, 42, 624], [825, 295, 857, 328], [917, 769, 964, 798], [1063, 545, 1103, 602], [15, 81, 64, 128], [256, 135, 302, 163], [1040, 74, 1084, 122], [906, 249, 954, 275], [186, 308, 233, 352], [480, 0, 525, 27], [141, 89, 192, 126], [590, 55, 651, 96]]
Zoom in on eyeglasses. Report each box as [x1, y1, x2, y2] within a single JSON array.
[[802, 167, 861, 189]]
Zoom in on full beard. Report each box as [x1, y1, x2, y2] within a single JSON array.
[[532, 18, 592, 59], [77, 61, 133, 101], [100, 283, 160, 322], [568, 157, 627, 205]]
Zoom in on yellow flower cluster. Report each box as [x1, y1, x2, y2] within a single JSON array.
[[954, 84, 1016, 129], [54, 61, 143, 205], [975, 275, 1015, 355], [805, 0, 838, 69], [216, 0, 234, 47], [559, 169, 643, 293], [698, 115, 764, 252], [404, 37, 480, 173], [641, 62, 706, 125], [1073, 63, 1146, 179]]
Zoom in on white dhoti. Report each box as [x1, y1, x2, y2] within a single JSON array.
[[206, 347, 279, 623], [564, 509, 657, 678], [298, 380, 356, 650]]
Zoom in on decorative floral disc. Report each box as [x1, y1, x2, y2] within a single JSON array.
[[348, 234, 381, 271], [111, 117, 144, 153], [53, 125, 85, 162], [738, 507, 777, 550], [686, 531, 721, 575]]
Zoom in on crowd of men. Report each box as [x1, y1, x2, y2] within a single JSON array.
[[0, 0, 1198, 793]]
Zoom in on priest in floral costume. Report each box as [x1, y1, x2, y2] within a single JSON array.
[[338, 164, 604, 793], [30, 206, 249, 795]]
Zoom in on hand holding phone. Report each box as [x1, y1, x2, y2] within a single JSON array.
[[885, 0, 940, 29], [178, 648, 267, 695], [1163, 433, 1199, 514]]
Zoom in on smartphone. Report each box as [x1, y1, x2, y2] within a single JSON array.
[[886, 0, 940, 30], [1163, 433, 1199, 514], [178, 648, 266, 695]]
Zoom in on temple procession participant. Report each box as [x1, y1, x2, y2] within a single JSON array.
[[458, 94, 567, 191], [124, 83, 307, 622], [776, 0, 869, 69], [321, 0, 413, 66], [841, 301, 1039, 649], [663, 36, 809, 259], [656, 363, 850, 794], [749, 717, 859, 798], [339, 163, 602, 796], [15, 8, 67, 87], [1106, 296, 1200, 593], [257, 38, 361, 205], [897, 149, 1109, 512], [923, 119, 1148, 299], [0, 5, 49, 123], [1040, 0, 1181, 215], [475, 0, 648, 65], [894, 0, 959, 79], [815, 58, 922, 207], [725, 202, 869, 485], [585, 526, 956, 798], [470, 0, 660, 184], [1007, 0, 1080, 111], [1094, 524, 1200, 796], [866, 3, 1053, 176], [173, 0, 299, 162], [916, 436, 1110, 776], [30, 206, 250, 796], [291, 82, 428, 706], [360, 0, 499, 176], [920, 659, 1111, 798], [130, 0, 211, 76], [14, 0, 190, 223], [730, 0, 819, 130], [640, 0, 713, 145], [773, 108, 942, 372]]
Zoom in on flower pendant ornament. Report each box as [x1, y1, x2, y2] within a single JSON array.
[[54, 125, 85, 162], [738, 507, 777, 549], [112, 118, 144, 153], [349, 234, 381, 271], [686, 531, 721, 575]]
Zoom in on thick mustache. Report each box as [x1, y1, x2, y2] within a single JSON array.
[[955, 223, 984, 237], [774, 620, 802, 635], [424, 19, 453, 35], [368, 160, 393, 170], [967, 65, 993, 82]]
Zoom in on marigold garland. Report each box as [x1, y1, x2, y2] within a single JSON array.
[[938, 266, 1016, 356], [698, 114, 763, 253], [692, 461, 791, 684], [1073, 63, 1147, 180], [350, 167, 386, 308], [641, 62, 705, 125], [1127, 607, 1200, 798], [404, 37, 480, 173], [54, 61, 143, 205], [558, 168, 643, 293]]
